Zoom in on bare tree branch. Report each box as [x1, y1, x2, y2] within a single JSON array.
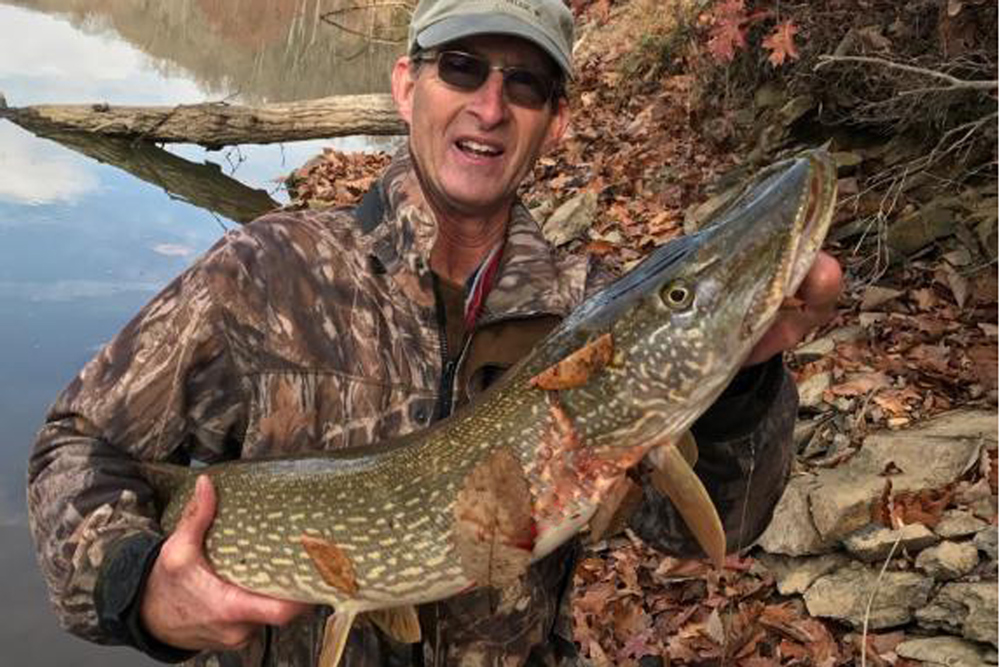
[[815, 55, 998, 92]]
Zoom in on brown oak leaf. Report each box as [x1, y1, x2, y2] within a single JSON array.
[[762, 20, 800, 67]]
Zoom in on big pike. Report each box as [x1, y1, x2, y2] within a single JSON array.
[[145, 150, 837, 666]]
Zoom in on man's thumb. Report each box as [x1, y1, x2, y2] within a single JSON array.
[[176, 474, 217, 542]]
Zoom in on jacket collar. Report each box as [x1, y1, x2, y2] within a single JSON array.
[[360, 143, 589, 323]]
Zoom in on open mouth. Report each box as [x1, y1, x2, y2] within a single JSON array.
[[456, 138, 503, 158]]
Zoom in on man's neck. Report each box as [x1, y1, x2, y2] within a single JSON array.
[[429, 209, 508, 286]]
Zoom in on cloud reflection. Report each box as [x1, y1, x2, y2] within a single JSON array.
[[0, 279, 160, 302], [0, 124, 100, 205], [0, 5, 140, 82]]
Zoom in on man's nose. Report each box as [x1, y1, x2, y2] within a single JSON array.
[[466, 70, 507, 127]]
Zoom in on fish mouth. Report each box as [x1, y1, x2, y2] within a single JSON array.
[[733, 151, 838, 343]]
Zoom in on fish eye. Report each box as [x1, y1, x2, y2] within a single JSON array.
[[661, 281, 693, 309]]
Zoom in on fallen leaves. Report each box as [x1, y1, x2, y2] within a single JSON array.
[[762, 20, 801, 67], [284, 149, 391, 208]]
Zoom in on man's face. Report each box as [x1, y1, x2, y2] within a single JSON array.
[[392, 35, 569, 220]]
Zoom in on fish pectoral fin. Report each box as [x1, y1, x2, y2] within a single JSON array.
[[647, 437, 726, 569], [674, 429, 698, 467], [366, 605, 422, 644], [319, 608, 357, 667]]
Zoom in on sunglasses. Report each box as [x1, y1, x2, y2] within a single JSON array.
[[413, 50, 561, 110]]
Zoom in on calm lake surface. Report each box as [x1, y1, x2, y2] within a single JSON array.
[[0, 2, 403, 663]]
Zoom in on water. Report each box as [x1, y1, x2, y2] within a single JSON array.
[[0, 2, 404, 663]]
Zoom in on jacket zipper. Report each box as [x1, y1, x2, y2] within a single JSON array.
[[432, 275, 457, 421]]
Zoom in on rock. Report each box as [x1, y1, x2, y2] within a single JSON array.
[[754, 82, 785, 109], [936, 510, 990, 539], [804, 561, 933, 630], [755, 552, 849, 595], [808, 409, 994, 542], [794, 418, 822, 452], [916, 541, 980, 581], [793, 325, 866, 361], [861, 285, 905, 311], [792, 336, 835, 359], [843, 523, 940, 562], [887, 200, 959, 258], [917, 582, 999, 648], [779, 95, 815, 124], [832, 151, 864, 169], [542, 191, 597, 247], [798, 371, 832, 410], [895, 636, 993, 667], [756, 475, 832, 557], [973, 526, 997, 561]]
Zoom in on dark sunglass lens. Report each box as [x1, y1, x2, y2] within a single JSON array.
[[437, 52, 489, 90], [503, 69, 550, 108]]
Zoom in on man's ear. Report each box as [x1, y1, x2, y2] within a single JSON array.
[[542, 96, 570, 153], [391, 56, 416, 125]]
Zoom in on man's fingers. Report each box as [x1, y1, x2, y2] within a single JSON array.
[[796, 251, 842, 309], [224, 587, 310, 627], [176, 475, 216, 545]]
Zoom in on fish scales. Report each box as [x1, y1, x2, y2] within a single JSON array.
[[144, 150, 837, 665]]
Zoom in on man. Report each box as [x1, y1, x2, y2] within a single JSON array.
[[28, 0, 842, 664]]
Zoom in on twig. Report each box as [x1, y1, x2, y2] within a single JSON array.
[[815, 55, 998, 92], [860, 528, 904, 667]]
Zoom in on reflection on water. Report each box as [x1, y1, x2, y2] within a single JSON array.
[[4, 0, 409, 103], [0, 1, 403, 663], [0, 122, 101, 204]]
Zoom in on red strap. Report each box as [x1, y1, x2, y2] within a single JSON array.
[[463, 243, 503, 330]]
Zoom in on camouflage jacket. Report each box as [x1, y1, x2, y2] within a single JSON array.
[[28, 146, 797, 666]]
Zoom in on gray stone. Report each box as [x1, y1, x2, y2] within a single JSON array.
[[973, 526, 998, 561], [756, 475, 832, 557], [542, 191, 597, 247], [804, 562, 933, 630], [936, 510, 990, 540], [808, 409, 994, 542], [755, 552, 849, 595], [797, 371, 832, 409], [917, 582, 999, 648], [916, 541, 980, 581], [843, 523, 940, 562], [896, 636, 993, 667]]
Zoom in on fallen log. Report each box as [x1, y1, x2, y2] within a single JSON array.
[[0, 93, 406, 148]]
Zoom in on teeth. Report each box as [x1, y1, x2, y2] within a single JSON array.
[[458, 140, 501, 156]]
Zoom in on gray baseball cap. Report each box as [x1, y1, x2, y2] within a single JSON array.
[[408, 0, 575, 77]]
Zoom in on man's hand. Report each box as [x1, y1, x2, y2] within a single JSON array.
[[744, 251, 843, 367], [140, 475, 310, 652]]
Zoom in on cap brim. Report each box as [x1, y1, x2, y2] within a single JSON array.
[[416, 15, 573, 78]]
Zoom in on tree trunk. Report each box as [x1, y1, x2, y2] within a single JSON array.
[[0, 93, 405, 148]]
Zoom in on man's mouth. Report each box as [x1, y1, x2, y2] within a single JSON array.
[[456, 139, 503, 158]]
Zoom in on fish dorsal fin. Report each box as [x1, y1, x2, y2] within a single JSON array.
[[529, 332, 614, 390], [366, 606, 422, 644], [647, 435, 725, 568], [318, 608, 357, 667]]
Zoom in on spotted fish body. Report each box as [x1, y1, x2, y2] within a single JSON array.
[[145, 151, 837, 664]]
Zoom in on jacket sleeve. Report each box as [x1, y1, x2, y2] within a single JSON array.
[[26, 240, 249, 647], [627, 354, 797, 555]]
